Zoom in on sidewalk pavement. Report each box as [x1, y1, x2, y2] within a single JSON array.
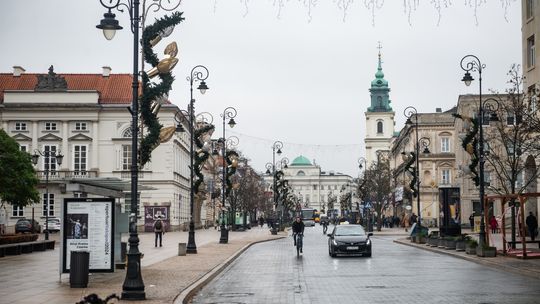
[[0, 226, 285, 304], [367, 226, 540, 280]]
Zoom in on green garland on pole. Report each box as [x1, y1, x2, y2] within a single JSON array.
[[139, 12, 184, 166], [453, 113, 480, 186], [225, 150, 239, 197], [193, 124, 215, 194]]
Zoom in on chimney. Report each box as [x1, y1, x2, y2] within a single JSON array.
[[13, 66, 25, 77], [436, 107, 442, 113], [102, 66, 112, 77]]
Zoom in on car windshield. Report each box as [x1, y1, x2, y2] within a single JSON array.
[[334, 226, 366, 236]]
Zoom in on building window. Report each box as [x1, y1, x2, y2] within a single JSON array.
[[297, 170, 305, 176], [75, 122, 87, 131], [484, 171, 491, 186], [12, 205, 24, 217], [42, 193, 55, 217], [334, 185, 337, 190], [73, 145, 88, 175], [377, 121, 383, 134], [321, 185, 324, 190], [527, 35, 535, 68], [441, 138, 450, 153], [45, 122, 57, 131], [526, 0, 534, 19], [15, 122, 27, 131], [122, 145, 132, 170], [313, 185, 317, 190], [43, 145, 59, 174], [19, 144, 28, 153], [441, 169, 451, 185]]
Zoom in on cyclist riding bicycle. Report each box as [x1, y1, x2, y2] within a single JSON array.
[[292, 216, 305, 251]]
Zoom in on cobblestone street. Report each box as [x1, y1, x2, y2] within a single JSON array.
[[193, 225, 540, 304]]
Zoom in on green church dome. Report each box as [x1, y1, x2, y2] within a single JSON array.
[[291, 155, 312, 166]]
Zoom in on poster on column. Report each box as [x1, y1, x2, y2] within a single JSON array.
[[62, 198, 114, 273]]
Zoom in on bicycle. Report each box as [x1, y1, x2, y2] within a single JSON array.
[[295, 233, 303, 257]]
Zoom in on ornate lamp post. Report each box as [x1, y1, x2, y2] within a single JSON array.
[[404, 106, 431, 228], [219, 107, 238, 243], [460, 54, 487, 248], [460, 55, 502, 248], [31, 150, 63, 241], [186, 65, 210, 254], [96, 0, 180, 299], [265, 141, 283, 234]]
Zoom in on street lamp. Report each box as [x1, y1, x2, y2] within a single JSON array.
[[404, 106, 431, 228], [460, 54, 487, 248], [218, 106, 238, 243], [460, 54, 501, 248], [96, 0, 180, 299], [31, 150, 63, 241], [265, 141, 283, 234], [185, 65, 210, 254]]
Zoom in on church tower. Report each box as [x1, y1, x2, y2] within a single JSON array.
[[364, 47, 395, 165]]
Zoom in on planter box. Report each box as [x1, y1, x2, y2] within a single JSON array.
[[445, 240, 456, 250], [427, 238, 438, 246], [465, 245, 477, 255], [477, 246, 497, 257], [438, 239, 446, 248], [455, 240, 466, 251], [416, 236, 426, 244]]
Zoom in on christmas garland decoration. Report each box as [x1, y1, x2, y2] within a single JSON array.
[[453, 113, 480, 186], [225, 150, 239, 197], [193, 123, 215, 194], [403, 152, 417, 196], [139, 12, 184, 166]]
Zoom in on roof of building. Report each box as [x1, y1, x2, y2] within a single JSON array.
[[291, 155, 312, 166], [0, 73, 134, 104]]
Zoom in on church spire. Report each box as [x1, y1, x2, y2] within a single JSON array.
[[367, 42, 392, 112]]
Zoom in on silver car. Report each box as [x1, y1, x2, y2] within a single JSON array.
[[44, 218, 61, 233]]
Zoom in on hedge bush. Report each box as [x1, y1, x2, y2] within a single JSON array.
[[0, 234, 39, 245]]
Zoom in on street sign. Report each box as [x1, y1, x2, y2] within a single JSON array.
[[364, 202, 372, 208]]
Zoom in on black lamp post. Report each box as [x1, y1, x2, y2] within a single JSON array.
[[96, 0, 180, 299], [186, 65, 210, 254], [31, 150, 63, 241], [265, 141, 283, 234], [219, 107, 238, 243], [460, 54, 487, 248], [404, 106, 431, 228]]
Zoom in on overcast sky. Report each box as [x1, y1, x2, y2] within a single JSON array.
[[0, 0, 522, 176]]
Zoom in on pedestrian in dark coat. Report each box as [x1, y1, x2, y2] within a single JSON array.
[[153, 216, 165, 247], [526, 212, 538, 241]]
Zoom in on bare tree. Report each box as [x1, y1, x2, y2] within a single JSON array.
[[357, 155, 392, 231]]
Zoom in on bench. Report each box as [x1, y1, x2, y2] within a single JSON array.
[[506, 240, 540, 249], [0, 240, 55, 257]]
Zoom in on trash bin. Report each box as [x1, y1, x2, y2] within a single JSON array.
[[70, 251, 90, 288], [178, 243, 186, 256]]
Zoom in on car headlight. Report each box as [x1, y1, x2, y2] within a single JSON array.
[[366, 239, 371, 245], [332, 239, 338, 246]]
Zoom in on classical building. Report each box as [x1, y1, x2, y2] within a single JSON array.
[[364, 52, 395, 166], [390, 107, 456, 227], [522, 0, 539, 92], [263, 155, 355, 215], [0, 66, 202, 232]]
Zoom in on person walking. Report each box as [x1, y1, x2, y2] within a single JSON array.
[[469, 212, 475, 230], [153, 216, 165, 247], [526, 212, 538, 241], [489, 215, 498, 234]]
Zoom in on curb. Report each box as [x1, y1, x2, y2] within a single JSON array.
[[173, 235, 286, 304], [394, 239, 540, 280]]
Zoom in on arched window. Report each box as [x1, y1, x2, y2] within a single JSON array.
[[377, 121, 383, 134], [297, 170, 305, 176], [122, 127, 132, 138]]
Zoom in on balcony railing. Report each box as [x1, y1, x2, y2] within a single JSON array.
[[35, 170, 98, 179]]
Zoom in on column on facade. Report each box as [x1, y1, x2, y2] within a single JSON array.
[[62, 121, 68, 170], [92, 121, 99, 170]]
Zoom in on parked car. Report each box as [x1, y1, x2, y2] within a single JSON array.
[[328, 224, 372, 257], [44, 218, 61, 233], [15, 218, 41, 233]]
